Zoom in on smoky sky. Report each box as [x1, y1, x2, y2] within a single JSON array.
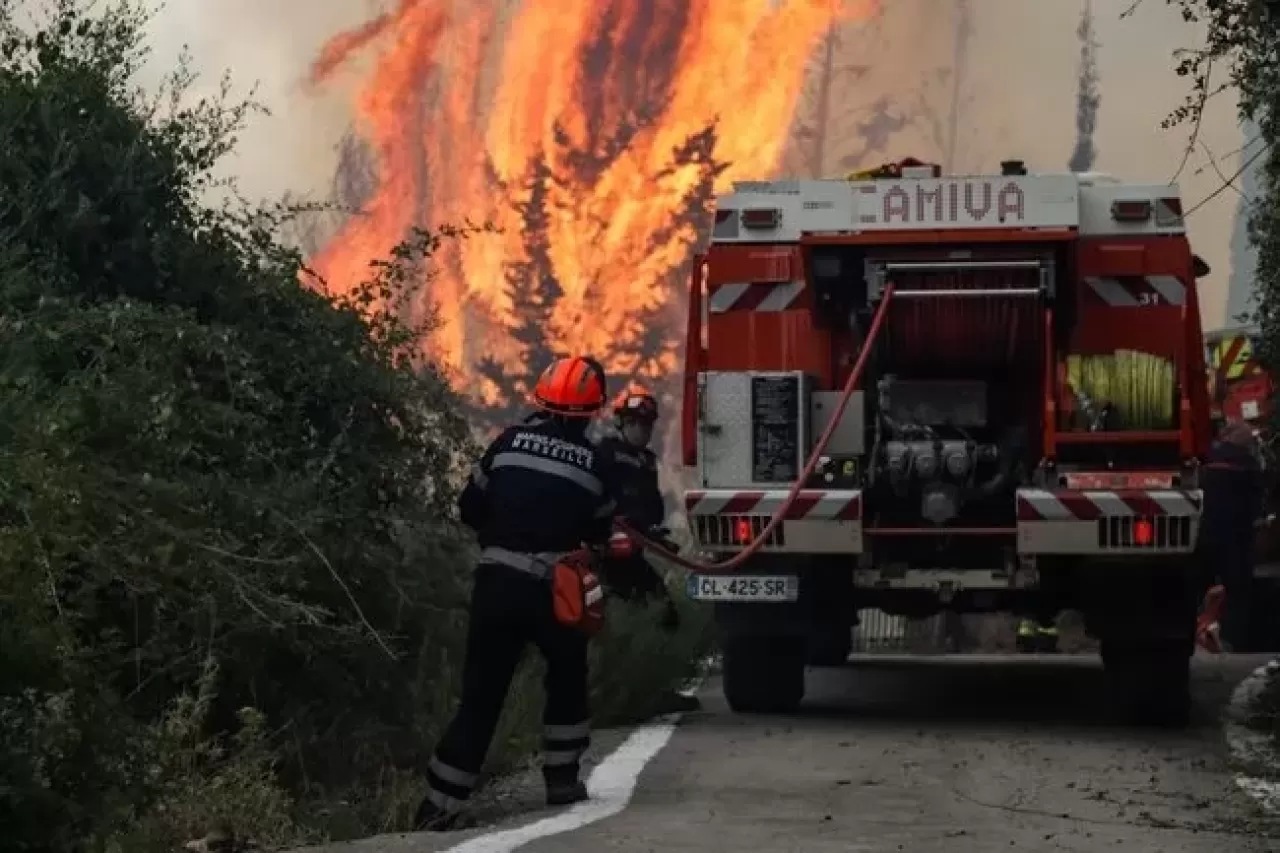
[[104, 0, 1248, 326]]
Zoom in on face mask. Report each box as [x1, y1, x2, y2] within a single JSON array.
[[622, 421, 653, 448]]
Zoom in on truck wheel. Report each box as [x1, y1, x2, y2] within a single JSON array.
[[722, 633, 806, 714], [808, 624, 852, 667], [1102, 640, 1192, 727]]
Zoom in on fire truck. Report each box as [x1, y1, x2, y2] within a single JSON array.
[[680, 158, 1213, 724]]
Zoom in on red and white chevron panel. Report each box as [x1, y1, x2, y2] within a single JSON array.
[[707, 281, 805, 313], [1083, 275, 1186, 307], [684, 489, 862, 520], [1016, 489, 1202, 521]]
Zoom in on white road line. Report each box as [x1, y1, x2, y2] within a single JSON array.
[[441, 676, 706, 853], [1223, 658, 1280, 815]]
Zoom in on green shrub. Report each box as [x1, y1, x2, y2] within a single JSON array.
[[0, 3, 713, 849]]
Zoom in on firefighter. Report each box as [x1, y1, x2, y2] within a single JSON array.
[[414, 356, 617, 832], [1199, 420, 1266, 651], [595, 391, 700, 713]]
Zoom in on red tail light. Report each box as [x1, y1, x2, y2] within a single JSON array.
[[1133, 518, 1154, 546], [734, 517, 753, 543]]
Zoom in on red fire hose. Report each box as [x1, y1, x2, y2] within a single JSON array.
[[616, 286, 896, 575]]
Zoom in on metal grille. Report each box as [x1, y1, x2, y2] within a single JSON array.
[[1096, 515, 1192, 549], [851, 608, 948, 653], [693, 514, 784, 548]]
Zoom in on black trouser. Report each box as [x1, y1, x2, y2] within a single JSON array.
[[1201, 533, 1253, 648], [424, 562, 589, 814]]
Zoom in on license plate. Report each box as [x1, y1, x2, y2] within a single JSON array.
[[686, 574, 799, 602]]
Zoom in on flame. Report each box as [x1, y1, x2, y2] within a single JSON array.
[[309, 0, 878, 385]]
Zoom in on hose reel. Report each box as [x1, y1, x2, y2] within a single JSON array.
[[1063, 350, 1177, 430]]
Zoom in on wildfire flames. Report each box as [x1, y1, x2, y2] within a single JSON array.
[[309, 0, 877, 394]]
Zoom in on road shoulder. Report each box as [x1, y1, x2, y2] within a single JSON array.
[[1225, 657, 1280, 814]]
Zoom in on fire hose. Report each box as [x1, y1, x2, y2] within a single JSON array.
[[614, 286, 896, 575], [1064, 351, 1176, 429]]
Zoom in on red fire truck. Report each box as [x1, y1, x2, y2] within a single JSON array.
[[680, 158, 1213, 724]]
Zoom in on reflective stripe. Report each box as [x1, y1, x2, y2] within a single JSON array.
[[491, 451, 603, 496], [543, 749, 582, 767], [479, 547, 568, 578], [470, 464, 489, 489], [429, 757, 478, 789], [544, 722, 590, 740], [594, 498, 617, 519], [426, 787, 467, 812]]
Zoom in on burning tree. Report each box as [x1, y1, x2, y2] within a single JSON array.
[[472, 118, 727, 438], [473, 153, 563, 431]]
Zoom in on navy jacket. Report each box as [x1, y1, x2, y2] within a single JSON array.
[[458, 417, 617, 554], [1200, 439, 1265, 553]]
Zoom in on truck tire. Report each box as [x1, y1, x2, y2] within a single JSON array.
[[808, 624, 852, 667], [1101, 640, 1192, 727], [722, 633, 806, 714]]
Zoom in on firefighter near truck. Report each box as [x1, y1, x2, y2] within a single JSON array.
[[1204, 325, 1280, 650], [676, 158, 1214, 725]]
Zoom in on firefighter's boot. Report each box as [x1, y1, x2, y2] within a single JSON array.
[[544, 760, 589, 808], [413, 798, 462, 832], [546, 780, 589, 807]]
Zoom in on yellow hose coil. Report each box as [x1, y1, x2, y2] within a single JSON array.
[[1065, 351, 1177, 430]]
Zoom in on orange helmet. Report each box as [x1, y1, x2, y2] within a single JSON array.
[[533, 356, 607, 416]]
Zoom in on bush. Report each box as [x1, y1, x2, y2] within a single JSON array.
[[0, 2, 712, 850]]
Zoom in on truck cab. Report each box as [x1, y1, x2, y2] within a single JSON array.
[[681, 159, 1213, 724]]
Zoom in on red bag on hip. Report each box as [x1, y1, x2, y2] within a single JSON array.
[[551, 549, 606, 636]]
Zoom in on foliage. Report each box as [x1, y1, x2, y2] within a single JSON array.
[[0, 2, 711, 850], [1158, 2, 1279, 369]]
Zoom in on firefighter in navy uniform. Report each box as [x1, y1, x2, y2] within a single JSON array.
[[596, 391, 700, 714], [414, 356, 617, 831], [596, 392, 668, 601], [1199, 420, 1266, 651]]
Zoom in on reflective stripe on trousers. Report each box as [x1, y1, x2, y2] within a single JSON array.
[[426, 756, 479, 813], [543, 720, 590, 768], [480, 547, 570, 579]]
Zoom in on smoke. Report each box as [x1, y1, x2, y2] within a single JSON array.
[[943, 0, 974, 172], [1068, 1, 1101, 173]]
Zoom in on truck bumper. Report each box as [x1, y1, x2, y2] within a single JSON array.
[[1015, 488, 1202, 555], [684, 488, 864, 554]]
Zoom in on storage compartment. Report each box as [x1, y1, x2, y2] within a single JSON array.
[[698, 371, 814, 488]]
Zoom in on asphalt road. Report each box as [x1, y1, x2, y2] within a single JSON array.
[[304, 653, 1280, 853]]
